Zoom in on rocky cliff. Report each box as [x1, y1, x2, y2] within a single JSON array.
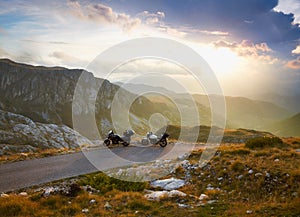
[[0, 59, 116, 126], [0, 110, 92, 153]]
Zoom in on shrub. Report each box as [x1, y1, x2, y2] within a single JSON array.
[[79, 172, 148, 194], [245, 137, 284, 149], [231, 161, 244, 172]]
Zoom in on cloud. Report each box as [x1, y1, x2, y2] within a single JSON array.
[[68, 1, 141, 32], [214, 39, 276, 63], [137, 11, 165, 25], [199, 30, 229, 36], [0, 46, 9, 57], [49, 51, 88, 67], [275, 0, 300, 24], [115, 0, 300, 53], [286, 56, 300, 69], [292, 45, 300, 54]]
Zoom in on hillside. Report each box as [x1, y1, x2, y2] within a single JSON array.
[[0, 58, 295, 138], [267, 113, 300, 137]]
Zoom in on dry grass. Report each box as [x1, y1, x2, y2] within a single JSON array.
[[0, 141, 299, 216], [0, 148, 80, 164]]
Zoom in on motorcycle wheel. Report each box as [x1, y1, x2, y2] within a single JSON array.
[[159, 139, 167, 147], [104, 139, 111, 146]]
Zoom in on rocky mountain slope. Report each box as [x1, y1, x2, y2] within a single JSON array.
[[0, 110, 91, 153]]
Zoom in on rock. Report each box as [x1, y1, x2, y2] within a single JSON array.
[[20, 153, 29, 157], [248, 169, 254, 174], [178, 203, 190, 208], [246, 210, 253, 214], [90, 199, 96, 204], [178, 153, 189, 160], [274, 158, 280, 162], [199, 194, 209, 200], [82, 208, 89, 213], [255, 173, 263, 177], [168, 190, 186, 197], [237, 175, 243, 180], [265, 173, 270, 178], [145, 190, 186, 201], [1, 193, 9, 198], [206, 184, 214, 190], [0, 110, 93, 150], [181, 160, 190, 167], [104, 202, 112, 209], [150, 178, 185, 190], [292, 192, 298, 197], [19, 192, 28, 196], [295, 149, 300, 153], [43, 187, 55, 197], [207, 200, 217, 204], [217, 177, 223, 181]]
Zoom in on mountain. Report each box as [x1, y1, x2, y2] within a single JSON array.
[[251, 93, 300, 113], [172, 94, 292, 130], [114, 82, 176, 95], [0, 59, 182, 138], [0, 58, 295, 139], [266, 113, 300, 137]]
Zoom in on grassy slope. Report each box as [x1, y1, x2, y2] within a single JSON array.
[[1, 138, 299, 217]]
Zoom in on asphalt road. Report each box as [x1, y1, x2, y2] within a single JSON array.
[[0, 143, 197, 192]]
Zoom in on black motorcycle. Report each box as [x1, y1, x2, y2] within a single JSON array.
[[141, 132, 169, 147], [104, 130, 134, 147]]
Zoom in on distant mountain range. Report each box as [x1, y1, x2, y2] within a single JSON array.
[[266, 113, 300, 137], [251, 93, 300, 113], [0, 58, 299, 138]]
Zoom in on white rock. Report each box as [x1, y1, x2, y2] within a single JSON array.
[[89, 199, 96, 204], [274, 158, 280, 162], [199, 194, 209, 200], [168, 190, 186, 197], [19, 192, 28, 196], [82, 208, 89, 213], [255, 173, 263, 177], [248, 170, 253, 174], [207, 200, 217, 204], [237, 175, 243, 179], [43, 187, 55, 197], [151, 178, 185, 190], [178, 203, 189, 208], [104, 202, 112, 209], [1, 193, 9, 198], [178, 153, 188, 160], [145, 190, 186, 201], [217, 177, 223, 181], [145, 191, 167, 201], [246, 210, 253, 214]]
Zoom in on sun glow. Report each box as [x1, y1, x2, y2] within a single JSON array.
[[193, 44, 243, 75]]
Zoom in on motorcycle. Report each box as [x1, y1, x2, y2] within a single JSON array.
[[103, 129, 134, 147], [141, 132, 169, 147]]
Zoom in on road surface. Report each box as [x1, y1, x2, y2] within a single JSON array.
[[0, 143, 199, 192]]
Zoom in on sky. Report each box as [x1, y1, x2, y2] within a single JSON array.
[[0, 0, 300, 97]]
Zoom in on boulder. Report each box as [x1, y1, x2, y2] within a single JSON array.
[[150, 178, 185, 190]]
